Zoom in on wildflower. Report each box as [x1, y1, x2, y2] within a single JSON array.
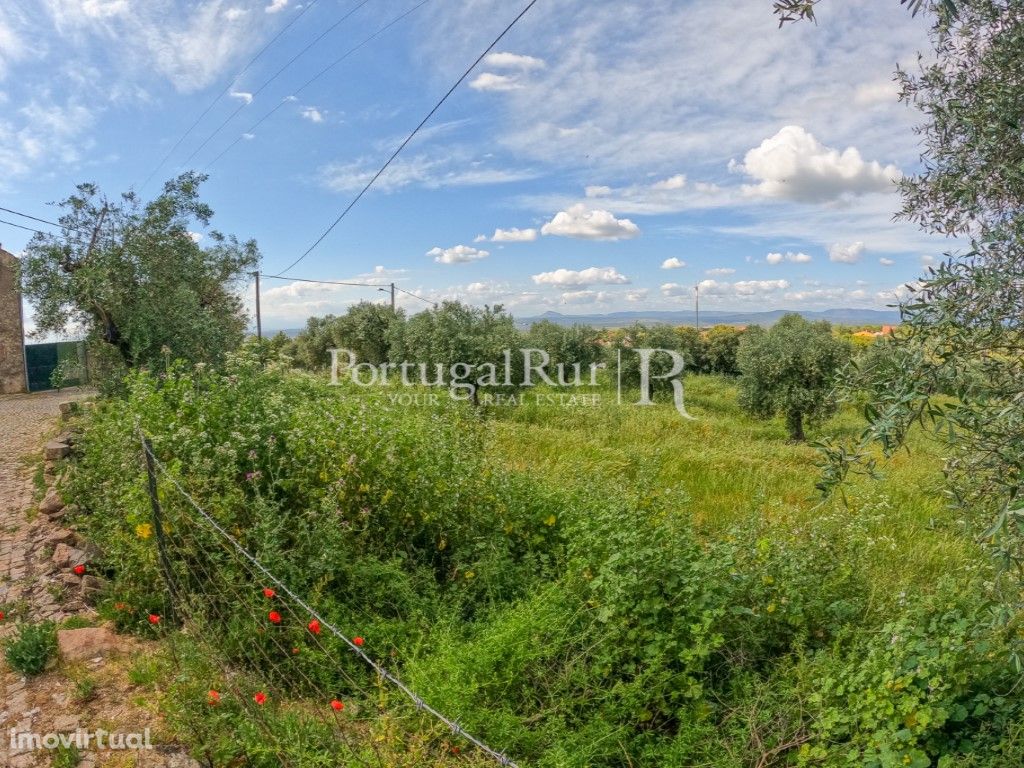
[[292, 647, 301, 655], [135, 523, 153, 540], [353, 636, 364, 647], [73, 564, 86, 576], [208, 690, 220, 705], [254, 692, 267, 706], [308, 619, 321, 635], [0, 611, 5, 621], [148, 614, 161, 625], [114, 602, 129, 611], [330, 699, 344, 712], [268, 611, 282, 624], [245, 471, 262, 482], [262, 588, 276, 599]]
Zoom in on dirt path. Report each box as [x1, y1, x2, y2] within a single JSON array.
[[0, 390, 197, 768]]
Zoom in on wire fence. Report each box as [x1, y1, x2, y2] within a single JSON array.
[[138, 430, 519, 767]]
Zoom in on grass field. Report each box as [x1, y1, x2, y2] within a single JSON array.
[[486, 375, 981, 596]]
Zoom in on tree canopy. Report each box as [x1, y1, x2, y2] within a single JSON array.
[[737, 314, 850, 441], [18, 173, 258, 376]]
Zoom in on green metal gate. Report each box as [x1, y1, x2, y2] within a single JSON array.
[[24, 341, 87, 392]]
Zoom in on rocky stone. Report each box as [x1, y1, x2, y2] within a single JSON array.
[[51, 542, 86, 568], [58, 401, 81, 418], [80, 575, 108, 604], [44, 440, 71, 460], [57, 626, 118, 662], [46, 528, 75, 544], [39, 489, 65, 516]]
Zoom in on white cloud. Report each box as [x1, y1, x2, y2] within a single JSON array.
[[483, 51, 546, 71], [540, 204, 640, 241], [265, 0, 288, 13], [301, 106, 324, 123], [626, 289, 649, 302], [469, 73, 523, 92], [879, 257, 895, 266], [737, 126, 901, 202], [705, 267, 735, 276], [661, 257, 686, 270], [687, 279, 790, 300], [79, 0, 129, 18], [428, 244, 490, 264], [471, 51, 546, 92], [242, 132, 255, 140], [230, 91, 253, 105], [650, 174, 686, 191], [854, 79, 899, 106], [532, 266, 630, 286], [223, 7, 248, 21], [585, 185, 612, 198], [661, 282, 691, 297], [320, 153, 536, 193], [766, 251, 812, 265], [490, 227, 538, 242], [560, 290, 614, 305], [829, 241, 865, 264], [920, 254, 938, 267]]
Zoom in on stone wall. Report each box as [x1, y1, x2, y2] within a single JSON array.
[[0, 247, 27, 394]]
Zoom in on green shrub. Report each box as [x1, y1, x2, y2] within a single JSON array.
[[4, 621, 58, 675]]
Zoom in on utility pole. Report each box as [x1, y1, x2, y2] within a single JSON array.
[[254, 271, 262, 340], [390, 282, 396, 312], [695, 282, 700, 333]]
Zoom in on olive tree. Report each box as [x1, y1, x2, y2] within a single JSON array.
[[19, 173, 258, 375], [736, 314, 851, 441]]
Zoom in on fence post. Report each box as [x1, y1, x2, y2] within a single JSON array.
[[142, 434, 177, 622]]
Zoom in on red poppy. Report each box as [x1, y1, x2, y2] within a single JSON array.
[[451, 746, 461, 755], [291, 647, 301, 655], [308, 619, 321, 635], [148, 614, 161, 625], [268, 611, 282, 625], [330, 699, 344, 712], [73, 564, 86, 576], [262, 588, 275, 599], [253, 692, 267, 706], [353, 636, 364, 647], [114, 602, 128, 611], [0, 611, 5, 621], [208, 690, 220, 705]]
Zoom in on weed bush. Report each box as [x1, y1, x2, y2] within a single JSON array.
[[4, 621, 57, 675]]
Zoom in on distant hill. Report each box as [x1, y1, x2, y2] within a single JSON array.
[[513, 308, 901, 329], [261, 308, 902, 336]]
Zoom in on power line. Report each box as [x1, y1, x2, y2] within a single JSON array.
[[138, 0, 325, 192], [259, 272, 381, 288], [205, 0, 432, 171], [394, 285, 437, 307], [277, 0, 540, 276], [179, 0, 376, 169], [0, 217, 51, 237], [259, 272, 436, 306], [0, 206, 66, 231]]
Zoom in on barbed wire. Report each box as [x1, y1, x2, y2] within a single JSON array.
[[138, 429, 519, 767]]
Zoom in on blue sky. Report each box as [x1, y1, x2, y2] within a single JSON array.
[[0, 0, 955, 329]]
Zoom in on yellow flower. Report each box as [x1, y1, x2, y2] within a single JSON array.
[[135, 523, 153, 540], [464, 570, 476, 580], [766, 602, 776, 614], [544, 514, 557, 527]]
